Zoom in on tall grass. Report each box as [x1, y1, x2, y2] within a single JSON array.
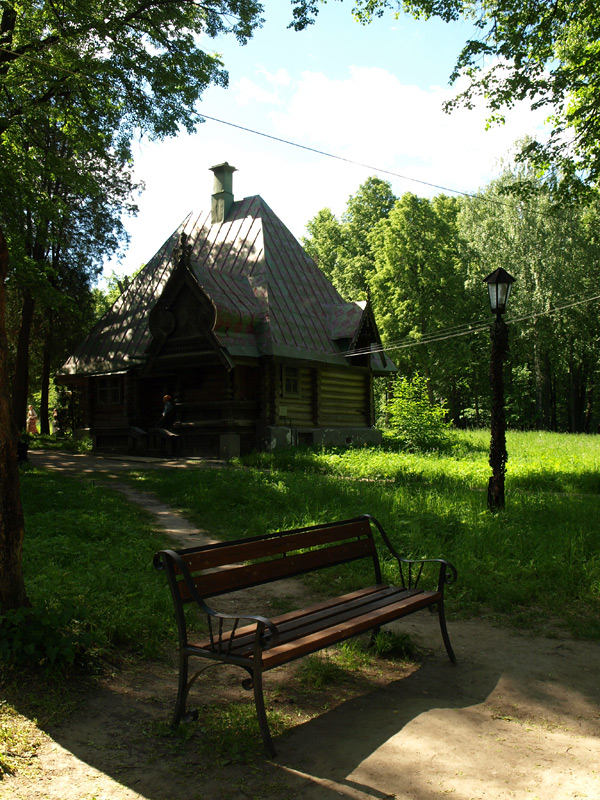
[[128, 429, 600, 639], [17, 466, 177, 659]]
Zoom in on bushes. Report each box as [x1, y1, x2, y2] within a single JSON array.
[[386, 374, 450, 451], [0, 602, 101, 671]]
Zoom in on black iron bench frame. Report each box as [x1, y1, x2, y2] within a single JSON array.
[[153, 513, 457, 757]]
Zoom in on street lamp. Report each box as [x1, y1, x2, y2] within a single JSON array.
[[484, 268, 515, 511]]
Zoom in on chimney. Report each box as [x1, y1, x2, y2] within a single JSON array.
[[210, 162, 237, 224]]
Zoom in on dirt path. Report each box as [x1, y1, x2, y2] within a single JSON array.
[[4, 451, 600, 800]]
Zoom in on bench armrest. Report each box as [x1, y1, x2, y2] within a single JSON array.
[[202, 606, 280, 647], [399, 556, 457, 592], [364, 514, 457, 593], [154, 549, 280, 649]]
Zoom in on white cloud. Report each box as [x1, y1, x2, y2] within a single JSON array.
[[234, 76, 281, 106], [268, 65, 549, 196], [257, 66, 292, 86], [105, 63, 550, 281]]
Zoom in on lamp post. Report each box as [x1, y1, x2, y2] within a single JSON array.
[[484, 267, 515, 511]]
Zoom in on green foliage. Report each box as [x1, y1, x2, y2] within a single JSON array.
[[302, 176, 397, 299], [320, 165, 600, 433], [386, 374, 450, 451], [296, 654, 350, 689], [458, 165, 600, 432], [0, 602, 99, 671], [25, 432, 92, 452], [370, 630, 417, 660], [369, 191, 474, 424]]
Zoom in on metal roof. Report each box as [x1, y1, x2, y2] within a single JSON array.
[[60, 196, 395, 376]]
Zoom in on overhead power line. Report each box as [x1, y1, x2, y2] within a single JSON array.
[[0, 45, 576, 225], [341, 291, 600, 358], [198, 113, 479, 200], [198, 114, 577, 224]]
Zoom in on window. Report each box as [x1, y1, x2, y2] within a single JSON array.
[[97, 376, 122, 405], [282, 366, 300, 397]]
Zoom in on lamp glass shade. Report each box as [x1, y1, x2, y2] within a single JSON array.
[[484, 268, 515, 315], [488, 281, 512, 313]]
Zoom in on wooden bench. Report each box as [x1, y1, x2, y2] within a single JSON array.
[[153, 514, 457, 757]]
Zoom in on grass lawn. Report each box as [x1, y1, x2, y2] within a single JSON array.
[[124, 429, 600, 640]]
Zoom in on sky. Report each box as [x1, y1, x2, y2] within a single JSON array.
[[103, 1, 549, 282]]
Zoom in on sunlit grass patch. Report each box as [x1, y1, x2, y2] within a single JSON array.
[[129, 431, 600, 638], [0, 704, 45, 779]]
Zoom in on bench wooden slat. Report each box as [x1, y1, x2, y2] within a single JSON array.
[[262, 586, 423, 645], [188, 586, 390, 655], [194, 585, 417, 656], [176, 518, 374, 573], [203, 585, 390, 643], [261, 589, 440, 669], [178, 537, 375, 599]]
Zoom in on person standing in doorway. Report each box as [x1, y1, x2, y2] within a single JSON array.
[[27, 405, 39, 434], [159, 395, 176, 428]]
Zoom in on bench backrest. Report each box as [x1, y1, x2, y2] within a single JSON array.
[[154, 515, 382, 605]]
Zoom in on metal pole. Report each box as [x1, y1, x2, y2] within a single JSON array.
[[488, 315, 509, 511]]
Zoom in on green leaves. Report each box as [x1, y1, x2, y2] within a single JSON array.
[[0, 602, 99, 671], [353, 0, 600, 186], [386, 373, 451, 451], [303, 176, 398, 300], [0, 2, 265, 140]]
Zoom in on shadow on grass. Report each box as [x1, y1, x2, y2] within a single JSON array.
[[509, 467, 600, 494]]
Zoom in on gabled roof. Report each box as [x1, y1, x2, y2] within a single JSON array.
[[60, 195, 395, 376]]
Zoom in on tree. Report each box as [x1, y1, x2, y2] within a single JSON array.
[[339, 177, 398, 297], [386, 373, 450, 451], [458, 164, 600, 431], [369, 192, 473, 422], [302, 177, 397, 300], [0, 1, 317, 613], [298, 0, 600, 185], [2, 115, 137, 432], [0, 226, 28, 611], [302, 208, 344, 283]]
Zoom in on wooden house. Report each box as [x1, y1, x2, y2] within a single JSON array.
[[58, 164, 396, 458]]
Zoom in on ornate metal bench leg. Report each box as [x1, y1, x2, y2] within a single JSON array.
[[252, 667, 276, 758], [172, 651, 190, 726], [437, 599, 456, 664]]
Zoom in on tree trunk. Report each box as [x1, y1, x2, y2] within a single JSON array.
[[0, 226, 29, 611], [11, 289, 36, 432], [40, 333, 52, 434], [585, 375, 594, 433]]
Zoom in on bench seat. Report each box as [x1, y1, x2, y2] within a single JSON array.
[[190, 585, 438, 669]]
